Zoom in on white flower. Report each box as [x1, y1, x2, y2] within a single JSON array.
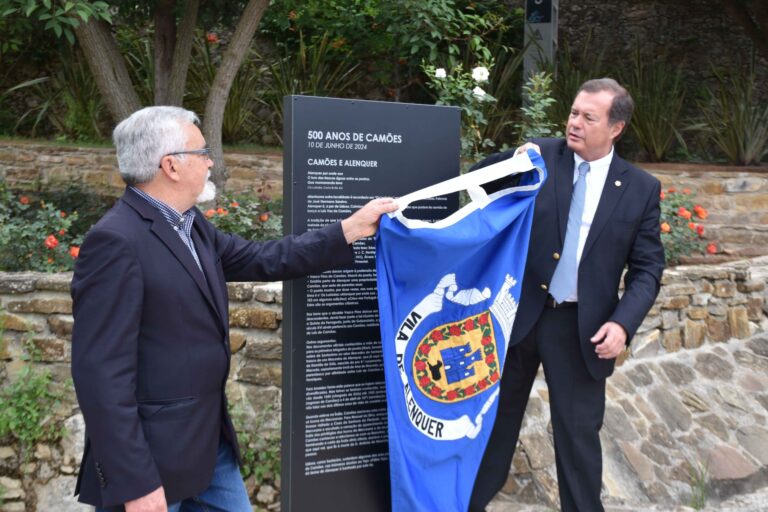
[[435, 68, 447, 79], [472, 86, 486, 98], [472, 66, 489, 82]]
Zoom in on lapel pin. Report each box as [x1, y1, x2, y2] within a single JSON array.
[[614, 180, 622, 187]]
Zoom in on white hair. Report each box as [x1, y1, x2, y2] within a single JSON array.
[[112, 106, 200, 185]]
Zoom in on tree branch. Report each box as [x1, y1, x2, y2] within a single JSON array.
[[153, 0, 177, 105], [168, 0, 200, 106]]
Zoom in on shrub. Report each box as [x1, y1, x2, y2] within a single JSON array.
[[0, 184, 83, 272], [204, 194, 283, 242], [659, 187, 714, 265], [0, 365, 66, 457], [516, 71, 562, 142]]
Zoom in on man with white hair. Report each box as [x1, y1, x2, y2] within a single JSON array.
[[71, 106, 395, 511]]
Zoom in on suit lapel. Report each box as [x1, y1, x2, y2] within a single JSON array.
[[554, 145, 575, 245], [581, 155, 631, 259], [122, 189, 222, 324], [192, 221, 228, 330]]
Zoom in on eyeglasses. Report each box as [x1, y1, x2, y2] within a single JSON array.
[[166, 147, 212, 158]]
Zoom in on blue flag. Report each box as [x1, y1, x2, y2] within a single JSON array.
[[376, 150, 547, 511]]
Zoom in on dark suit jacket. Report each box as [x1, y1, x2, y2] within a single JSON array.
[[71, 187, 353, 507], [475, 138, 665, 379]]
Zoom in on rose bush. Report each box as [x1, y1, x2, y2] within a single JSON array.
[[204, 193, 283, 242], [659, 187, 715, 265], [0, 184, 82, 272]]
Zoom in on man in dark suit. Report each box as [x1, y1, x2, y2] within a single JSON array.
[[469, 78, 665, 511], [70, 106, 396, 511]]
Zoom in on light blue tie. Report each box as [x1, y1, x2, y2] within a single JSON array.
[[549, 161, 590, 303]]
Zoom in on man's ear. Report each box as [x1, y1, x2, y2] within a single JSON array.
[[610, 121, 625, 142], [159, 155, 181, 182]]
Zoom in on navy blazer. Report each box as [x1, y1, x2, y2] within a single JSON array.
[[476, 138, 665, 379], [71, 187, 353, 507]]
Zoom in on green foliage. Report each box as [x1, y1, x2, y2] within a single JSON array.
[[423, 62, 496, 161], [5, 48, 107, 140], [0, 365, 66, 455], [204, 194, 283, 242], [624, 48, 686, 162], [688, 459, 709, 510], [546, 30, 607, 128], [0, 182, 84, 271], [659, 187, 711, 265], [694, 58, 768, 165], [0, 0, 111, 45], [481, 40, 526, 145], [229, 403, 280, 486], [516, 71, 562, 142], [264, 32, 363, 143]]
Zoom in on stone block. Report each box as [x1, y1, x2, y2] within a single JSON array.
[[631, 330, 661, 359], [717, 386, 751, 413], [604, 404, 639, 442], [661, 310, 681, 329], [706, 444, 758, 481], [649, 388, 692, 432], [680, 390, 709, 412], [747, 336, 768, 357], [0, 477, 24, 499], [0, 312, 43, 332], [227, 282, 255, 301], [713, 281, 736, 298], [34, 475, 82, 512], [661, 295, 690, 309], [519, 432, 555, 469], [696, 414, 729, 441], [624, 363, 654, 386], [747, 297, 764, 321], [663, 282, 697, 296], [7, 297, 72, 314], [640, 441, 670, 466], [707, 301, 727, 316], [229, 307, 279, 329], [0, 502, 26, 512], [34, 273, 72, 291], [723, 177, 767, 193], [661, 329, 682, 353], [608, 372, 634, 394], [47, 315, 74, 338], [736, 426, 768, 465], [727, 306, 751, 338], [238, 360, 282, 386], [686, 307, 708, 320], [244, 336, 282, 361], [229, 331, 247, 354], [706, 317, 730, 343], [660, 361, 695, 385], [694, 353, 734, 380], [30, 336, 68, 362], [0, 273, 36, 293], [683, 320, 706, 349], [738, 279, 766, 293], [617, 441, 655, 482]]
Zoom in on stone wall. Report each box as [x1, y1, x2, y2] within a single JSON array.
[[0, 256, 767, 510], [0, 141, 283, 199]]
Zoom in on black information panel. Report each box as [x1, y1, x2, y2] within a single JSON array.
[[281, 96, 460, 511]]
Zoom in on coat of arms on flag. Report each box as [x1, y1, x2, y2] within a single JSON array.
[[376, 149, 546, 511]]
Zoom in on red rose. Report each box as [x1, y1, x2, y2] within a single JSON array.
[[230, 201, 239, 208], [706, 243, 717, 254], [464, 319, 474, 331], [485, 354, 495, 364], [430, 331, 443, 342], [419, 344, 431, 355], [478, 379, 487, 390], [419, 376, 431, 387], [59, 229, 66, 235], [481, 336, 492, 346], [682, 188, 691, 194], [490, 372, 499, 382], [259, 212, 270, 222], [60, 211, 67, 218], [449, 325, 461, 336], [430, 386, 442, 397], [44, 235, 59, 249], [668, 187, 676, 193], [19, 196, 29, 205], [464, 386, 475, 396], [478, 314, 488, 325], [659, 191, 665, 200], [446, 390, 458, 400], [677, 207, 692, 220], [206, 32, 219, 44], [205, 209, 215, 218], [696, 225, 704, 236], [69, 246, 80, 259], [415, 360, 426, 371]]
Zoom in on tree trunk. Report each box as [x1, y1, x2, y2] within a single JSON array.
[[168, 0, 200, 106], [203, 0, 269, 192], [153, 0, 177, 105], [75, 19, 142, 123]]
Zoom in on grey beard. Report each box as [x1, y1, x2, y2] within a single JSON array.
[[196, 180, 216, 204]]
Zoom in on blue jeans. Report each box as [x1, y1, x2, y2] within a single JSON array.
[[97, 438, 251, 512]]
